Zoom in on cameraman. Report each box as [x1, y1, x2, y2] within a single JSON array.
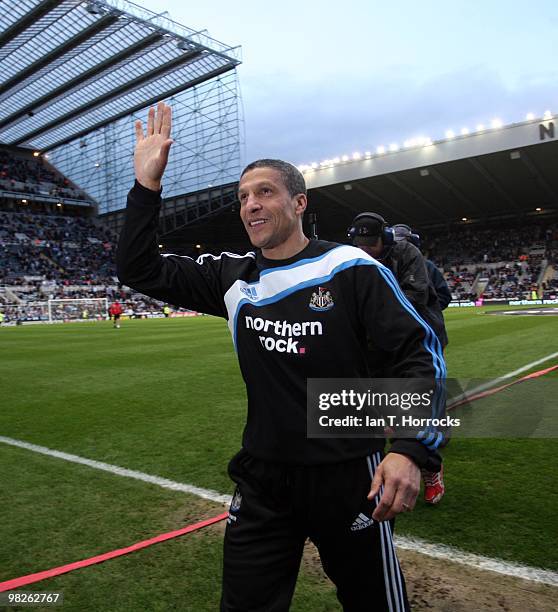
[[349, 213, 447, 504]]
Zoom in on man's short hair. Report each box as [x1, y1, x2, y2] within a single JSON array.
[[240, 159, 307, 198]]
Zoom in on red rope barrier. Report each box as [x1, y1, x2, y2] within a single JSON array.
[[0, 511, 228, 592], [449, 364, 558, 410]]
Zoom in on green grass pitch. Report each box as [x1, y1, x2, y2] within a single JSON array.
[[1, 306, 557, 610]]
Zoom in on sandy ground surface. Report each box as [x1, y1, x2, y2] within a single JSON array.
[[397, 549, 557, 611], [301, 539, 558, 611]]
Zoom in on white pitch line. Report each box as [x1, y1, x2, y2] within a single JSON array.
[[497, 350, 558, 380], [395, 536, 558, 587], [0, 435, 230, 505], [1, 434, 558, 587], [448, 350, 558, 407]]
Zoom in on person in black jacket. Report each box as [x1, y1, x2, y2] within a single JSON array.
[[118, 101, 445, 611], [425, 259, 452, 309], [350, 214, 448, 505], [392, 224, 452, 310], [349, 214, 448, 348]]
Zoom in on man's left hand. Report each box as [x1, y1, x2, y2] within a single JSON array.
[[368, 453, 420, 521]]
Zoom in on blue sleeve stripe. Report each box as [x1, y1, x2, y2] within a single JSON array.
[[427, 431, 444, 450], [377, 267, 439, 369], [381, 269, 445, 379], [377, 267, 446, 379], [423, 431, 437, 445], [376, 266, 447, 450]]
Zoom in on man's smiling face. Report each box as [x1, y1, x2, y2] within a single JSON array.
[[238, 167, 301, 251]]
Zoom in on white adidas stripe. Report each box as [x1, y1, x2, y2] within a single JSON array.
[[161, 251, 256, 263], [369, 453, 401, 612], [366, 455, 391, 611], [371, 452, 405, 612], [386, 519, 406, 611]]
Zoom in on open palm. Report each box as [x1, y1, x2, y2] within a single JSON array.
[[134, 101, 173, 191]]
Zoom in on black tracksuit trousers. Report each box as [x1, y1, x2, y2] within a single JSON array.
[[221, 449, 410, 612]]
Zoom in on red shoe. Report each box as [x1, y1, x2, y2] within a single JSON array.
[[421, 466, 445, 504]]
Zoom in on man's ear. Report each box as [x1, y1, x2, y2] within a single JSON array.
[[295, 193, 307, 217]]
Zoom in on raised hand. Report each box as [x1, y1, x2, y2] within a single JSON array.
[[134, 101, 173, 192]]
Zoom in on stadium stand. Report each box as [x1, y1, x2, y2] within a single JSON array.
[[2, 198, 557, 323], [0, 176, 196, 323], [424, 220, 558, 301], [1, 124, 558, 323], [0, 148, 88, 203], [0, 211, 115, 283], [5, 210, 557, 313]]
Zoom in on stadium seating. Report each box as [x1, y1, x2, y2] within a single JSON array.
[[0, 208, 196, 323], [541, 264, 558, 299], [0, 148, 88, 202], [1, 194, 557, 323], [0, 211, 115, 283], [426, 221, 557, 301]]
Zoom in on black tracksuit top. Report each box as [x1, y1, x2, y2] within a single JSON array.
[[117, 182, 446, 467]]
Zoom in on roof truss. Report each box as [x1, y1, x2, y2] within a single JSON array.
[[0, 0, 240, 150]]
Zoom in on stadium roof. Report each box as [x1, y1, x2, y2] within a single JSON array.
[[156, 115, 558, 252], [302, 114, 558, 234], [0, 0, 240, 151]]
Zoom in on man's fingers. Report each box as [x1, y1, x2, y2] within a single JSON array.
[[161, 104, 172, 139], [372, 496, 393, 522], [159, 139, 174, 166], [134, 120, 144, 142], [372, 479, 396, 522], [146, 106, 155, 136], [378, 480, 419, 521], [155, 101, 164, 134], [371, 474, 419, 521], [367, 466, 383, 501], [405, 490, 418, 511], [391, 488, 417, 516], [370, 453, 421, 521]]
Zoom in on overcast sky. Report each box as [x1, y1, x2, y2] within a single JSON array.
[[140, 0, 558, 167]]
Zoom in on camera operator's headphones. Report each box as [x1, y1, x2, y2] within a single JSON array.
[[347, 212, 394, 246], [392, 223, 421, 248]]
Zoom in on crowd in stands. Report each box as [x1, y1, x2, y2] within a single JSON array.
[[425, 223, 553, 266], [1, 204, 558, 324], [0, 209, 197, 323], [0, 211, 116, 283], [443, 268, 477, 301], [480, 261, 540, 300], [541, 264, 558, 299], [0, 149, 87, 201], [425, 221, 558, 301]]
